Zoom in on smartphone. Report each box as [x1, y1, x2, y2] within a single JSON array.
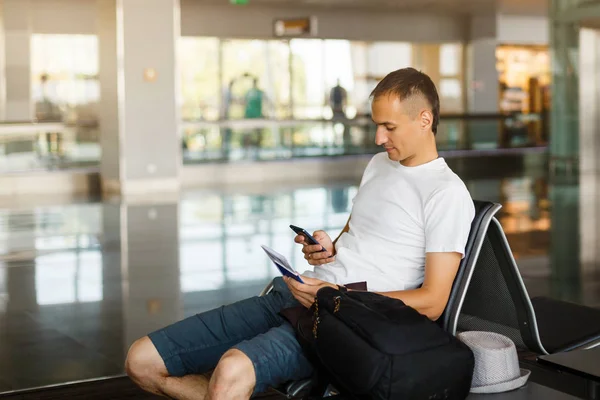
[[290, 224, 326, 252]]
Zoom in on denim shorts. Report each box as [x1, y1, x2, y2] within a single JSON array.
[[148, 277, 314, 395]]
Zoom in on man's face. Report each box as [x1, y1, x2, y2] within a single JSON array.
[[371, 95, 425, 163]]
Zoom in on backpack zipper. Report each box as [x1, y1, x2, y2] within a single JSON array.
[[333, 295, 341, 313]]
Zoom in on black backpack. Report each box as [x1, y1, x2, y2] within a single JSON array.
[[296, 287, 474, 400]]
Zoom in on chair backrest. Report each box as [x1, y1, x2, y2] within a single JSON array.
[[440, 200, 502, 333], [454, 217, 548, 355]]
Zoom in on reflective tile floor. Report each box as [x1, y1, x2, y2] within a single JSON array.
[[0, 153, 599, 393]]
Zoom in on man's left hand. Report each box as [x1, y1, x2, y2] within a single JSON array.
[[284, 276, 337, 308]]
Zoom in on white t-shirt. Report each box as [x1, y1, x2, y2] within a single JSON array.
[[303, 152, 475, 292]]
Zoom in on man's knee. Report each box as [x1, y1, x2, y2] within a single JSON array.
[[125, 336, 168, 389], [210, 349, 256, 397]]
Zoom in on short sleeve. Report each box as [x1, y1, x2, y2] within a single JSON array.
[[424, 185, 475, 257], [352, 154, 380, 203], [359, 154, 380, 188]]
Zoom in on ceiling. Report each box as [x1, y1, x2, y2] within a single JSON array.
[[202, 0, 547, 16]]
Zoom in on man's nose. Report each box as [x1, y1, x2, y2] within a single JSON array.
[[375, 128, 388, 146]]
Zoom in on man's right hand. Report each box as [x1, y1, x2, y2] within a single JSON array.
[[294, 230, 336, 266]]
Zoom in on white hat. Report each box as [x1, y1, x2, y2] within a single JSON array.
[[458, 331, 531, 394]]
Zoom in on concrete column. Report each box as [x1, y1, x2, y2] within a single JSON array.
[[0, 264, 6, 313], [467, 15, 499, 114], [549, 183, 580, 300], [6, 213, 37, 312], [0, 0, 33, 121], [100, 202, 126, 363], [100, 200, 181, 355], [121, 202, 181, 348], [578, 28, 600, 273], [466, 15, 499, 148], [97, 0, 181, 198], [549, 0, 580, 175]]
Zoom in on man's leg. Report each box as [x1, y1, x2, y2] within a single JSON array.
[[127, 349, 254, 400], [208, 318, 317, 400], [125, 278, 299, 399], [207, 349, 255, 400], [127, 324, 314, 400], [126, 336, 211, 399], [228, 322, 314, 398]]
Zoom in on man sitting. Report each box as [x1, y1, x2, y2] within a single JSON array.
[[125, 67, 475, 400]]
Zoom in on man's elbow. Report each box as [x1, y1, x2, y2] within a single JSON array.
[[423, 307, 444, 321], [423, 297, 449, 321]]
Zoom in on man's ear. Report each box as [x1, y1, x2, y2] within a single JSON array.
[[420, 109, 433, 132]]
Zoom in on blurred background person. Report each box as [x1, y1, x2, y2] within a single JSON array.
[[244, 78, 267, 119], [329, 79, 348, 120], [221, 78, 236, 121]]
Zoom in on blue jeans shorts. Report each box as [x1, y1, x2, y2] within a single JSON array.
[[148, 277, 314, 395]]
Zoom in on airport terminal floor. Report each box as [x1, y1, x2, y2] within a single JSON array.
[[0, 151, 598, 396]]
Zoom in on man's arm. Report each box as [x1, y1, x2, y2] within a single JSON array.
[[375, 252, 461, 321], [287, 252, 461, 312]]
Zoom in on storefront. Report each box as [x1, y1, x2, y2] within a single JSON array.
[[496, 44, 551, 114]]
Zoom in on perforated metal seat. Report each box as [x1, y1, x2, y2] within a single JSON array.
[[452, 216, 600, 356]]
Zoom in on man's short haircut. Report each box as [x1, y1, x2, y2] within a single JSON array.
[[370, 68, 440, 134]]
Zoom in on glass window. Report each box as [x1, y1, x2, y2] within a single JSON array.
[[349, 41, 370, 116], [222, 39, 290, 119], [291, 39, 325, 119], [180, 38, 291, 121], [439, 78, 463, 113], [440, 43, 461, 76], [31, 34, 99, 123], [324, 40, 353, 91], [439, 43, 464, 113], [440, 79, 462, 99], [366, 42, 412, 106], [367, 42, 412, 79], [266, 40, 291, 119], [323, 39, 354, 118], [222, 39, 268, 120], [179, 37, 471, 162], [179, 37, 220, 121]]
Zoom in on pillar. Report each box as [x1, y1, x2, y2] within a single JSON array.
[[549, 0, 580, 175], [6, 212, 38, 312], [549, 183, 580, 301], [579, 28, 600, 273], [100, 203, 125, 362], [0, 0, 33, 121], [466, 15, 499, 149], [0, 264, 5, 313], [467, 15, 499, 114], [121, 202, 181, 348], [97, 0, 181, 198]]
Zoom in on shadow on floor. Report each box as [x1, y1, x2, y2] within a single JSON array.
[[0, 376, 285, 400]]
